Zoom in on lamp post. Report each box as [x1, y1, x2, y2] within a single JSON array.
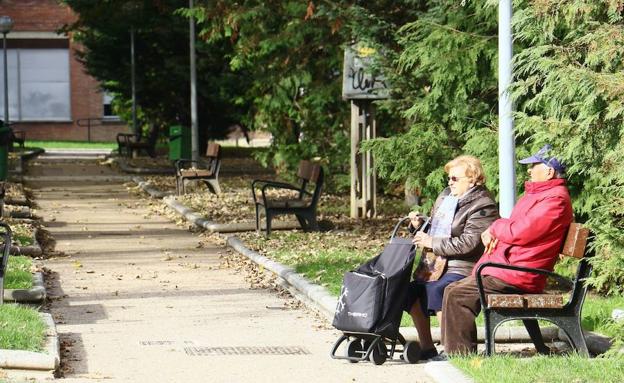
[[0, 16, 13, 126], [0, 16, 12, 183], [498, 1, 516, 217]]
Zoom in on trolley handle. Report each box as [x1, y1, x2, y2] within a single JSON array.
[[390, 216, 430, 240]]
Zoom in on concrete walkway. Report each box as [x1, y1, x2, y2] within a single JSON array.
[[27, 155, 434, 383]]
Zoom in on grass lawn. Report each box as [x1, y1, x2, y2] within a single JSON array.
[[452, 353, 624, 383], [0, 304, 46, 351], [25, 140, 116, 150], [5, 256, 34, 290]]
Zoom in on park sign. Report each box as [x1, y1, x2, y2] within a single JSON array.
[[342, 44, 390, 100]]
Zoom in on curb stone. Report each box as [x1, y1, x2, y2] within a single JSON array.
[[132, 176, 174, 199], [0, 312, 59, 372], [227, 236, 337, 321], [162, 195, 301, 233], [9, 148, 45, 176], [424, 361, 473, 383], [4, 271, 46, 303], [10, 227, 43, 257], [134, 176, 301, 233], [5, 204, 32, 219]]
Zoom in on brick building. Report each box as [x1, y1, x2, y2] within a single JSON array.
[[0, 0, 128, 142]]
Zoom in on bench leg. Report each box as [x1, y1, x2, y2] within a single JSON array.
[[255, 205, 261, 232], [265, 211, 273, 237], [555, 318, 589, 357], [295, 214, 307, 230], [484, 311, 496, 356], [204, 179, 221, 195], [523, 319, 550, 355], [307, 213, 318, 231]]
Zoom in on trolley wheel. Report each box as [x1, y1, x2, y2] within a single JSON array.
[[369, 342, 387, 365], [345, 339, 363, 363], [402, 341, 422, 364]]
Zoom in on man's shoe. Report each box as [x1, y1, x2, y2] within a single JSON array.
[[420, 348, 439, 360], [428, 351, 448, 361]]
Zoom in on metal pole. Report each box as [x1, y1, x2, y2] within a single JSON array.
[[130, 27, 138, 137], [498, 0, 516, 217], [189, 0, 199, 162], [3, 32, 8, 126]]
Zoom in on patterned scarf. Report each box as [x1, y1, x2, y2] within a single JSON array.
[[428, 195, 459, 238]]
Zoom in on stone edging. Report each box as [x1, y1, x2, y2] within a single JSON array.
[[133, 176, 301, 233], [131, 176, 174, 199], [164, 196, 300, 233], [9, 148, 45, 176], [4, 271, 46, 303], [11, 227, 43, 257], [7, 205, 32, 219], [0, 312, 59, 371]]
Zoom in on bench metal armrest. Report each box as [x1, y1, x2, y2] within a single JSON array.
[[475, 262, 565, 309], [175, 159, 203, 173], [260, 182, 302, 206], [251, 180, 296, 204]]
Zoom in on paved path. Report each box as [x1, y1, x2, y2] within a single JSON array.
[[27, 154, 433, 383]]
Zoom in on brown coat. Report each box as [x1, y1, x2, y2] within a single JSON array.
[[429, 185, 499, 276]]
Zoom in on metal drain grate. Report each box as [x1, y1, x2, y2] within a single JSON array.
[[140, 340, 195, 346], [184, 346, 310, 356]]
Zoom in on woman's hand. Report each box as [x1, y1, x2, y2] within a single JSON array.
[[413, 231, 433, 249], [408, 211, 424, 230]]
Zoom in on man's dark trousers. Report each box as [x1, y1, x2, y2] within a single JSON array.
[[441, 275, 523, 354]]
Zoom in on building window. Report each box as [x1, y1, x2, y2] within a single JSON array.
[[0, 48, 71, 121], [102, 92, 120, 120]]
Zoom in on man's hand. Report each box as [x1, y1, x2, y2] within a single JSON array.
[[481, 228, 498, 254], [408, 211, 424, 230], [413, 231, 433, 249]]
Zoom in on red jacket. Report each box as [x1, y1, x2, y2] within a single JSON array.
[[473, 178, 573, 293]]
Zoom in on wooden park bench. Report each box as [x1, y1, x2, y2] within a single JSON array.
[[251, 160, 324, 236], [175, 142, 221, 195], [116, 126, 158, 158], [476, 223, 592, 356], [0, 222, 12, 304]]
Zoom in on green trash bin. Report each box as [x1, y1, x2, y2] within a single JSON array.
[[169, 125, 191, 161], [0, 122, 11, 181]]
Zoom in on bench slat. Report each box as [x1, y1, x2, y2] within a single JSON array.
[[488, 294, 525, 308], [560, 223, 589, 259], [488, 294, 565, 309], [525, 294, 564, 309]]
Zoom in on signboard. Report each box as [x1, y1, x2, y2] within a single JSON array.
[[342, 44, 389, 100]]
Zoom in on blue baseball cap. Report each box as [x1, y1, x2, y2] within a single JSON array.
[[518, 144, 566, 174]]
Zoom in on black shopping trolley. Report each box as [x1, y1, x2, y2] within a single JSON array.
[[330, 216, 428, 365]]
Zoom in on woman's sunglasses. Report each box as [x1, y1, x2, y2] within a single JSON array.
[[448, 176, 468, 182]]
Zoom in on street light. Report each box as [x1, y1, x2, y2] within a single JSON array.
[[0, 15, 13, 126], [0, 16, 12, 184]]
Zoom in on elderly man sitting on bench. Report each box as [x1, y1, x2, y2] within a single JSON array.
[[441, 144, 573, 355]]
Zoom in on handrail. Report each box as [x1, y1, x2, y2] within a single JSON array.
[[76, 117, 124, 142]]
